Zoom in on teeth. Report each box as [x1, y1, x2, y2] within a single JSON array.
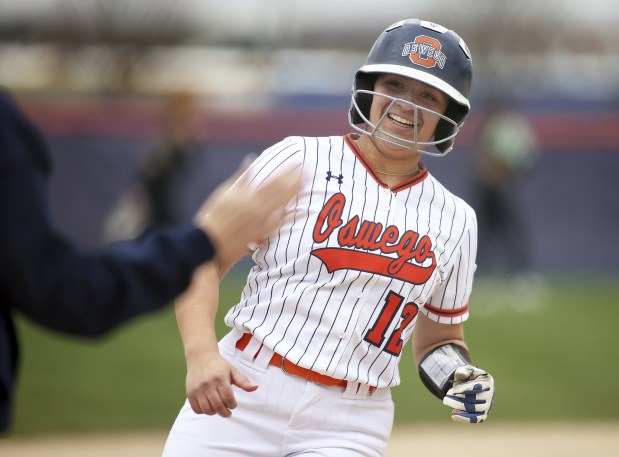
[[389, 113, 413, 126]]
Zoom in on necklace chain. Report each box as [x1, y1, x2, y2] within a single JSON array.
[[355, 136, 420, 178], [374, 167, 420, 177]]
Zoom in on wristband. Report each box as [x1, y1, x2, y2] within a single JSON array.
[[418, 343, 471, 399]]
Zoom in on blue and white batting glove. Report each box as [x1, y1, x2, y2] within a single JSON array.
[[443, 365, 495, 424]]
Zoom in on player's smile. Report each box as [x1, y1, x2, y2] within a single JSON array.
[[374, 104, 422, 143], [387, 113, 414, 128]]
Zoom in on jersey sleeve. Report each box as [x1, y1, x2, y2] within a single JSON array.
[[242, 136, 305, 188], [421, 204, 478, 324], [240, 137, 305, 251]]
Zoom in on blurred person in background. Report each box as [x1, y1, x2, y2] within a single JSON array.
[[0, 90, 299, 433], [141, 91, 198, 227], [104, 91, 201, 241], [472, 97, 539, 274], [470, 97, 544, 310]]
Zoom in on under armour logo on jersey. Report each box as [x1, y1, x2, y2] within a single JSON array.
[[326, 171, 344, 184]]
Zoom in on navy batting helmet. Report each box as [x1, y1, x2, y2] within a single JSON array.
[[349, 19, 473, 156]]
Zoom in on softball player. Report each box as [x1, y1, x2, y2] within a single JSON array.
[[163, 18, 495, 457]]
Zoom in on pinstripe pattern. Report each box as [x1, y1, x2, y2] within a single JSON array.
[[225, 134, 477, 388]]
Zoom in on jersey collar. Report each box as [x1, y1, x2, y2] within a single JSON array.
[[344, 133, 429, 192]]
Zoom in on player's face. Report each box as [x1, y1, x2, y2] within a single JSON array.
[[368, 74, 449, 151]]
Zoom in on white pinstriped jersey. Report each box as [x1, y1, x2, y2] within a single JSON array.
[[224, 134, 478, 388]]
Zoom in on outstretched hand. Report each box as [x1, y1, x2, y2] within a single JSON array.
[[195, 163, 301, 264]]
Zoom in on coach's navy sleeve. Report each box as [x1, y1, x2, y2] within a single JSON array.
[[0, 92, 215, 336], [0, 91, 217, 432]]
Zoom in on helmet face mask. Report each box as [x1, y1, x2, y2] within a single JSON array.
[[349, 19, 473, 157], [349, 88, 460, 156]]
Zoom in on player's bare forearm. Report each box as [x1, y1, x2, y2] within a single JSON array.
[[175, 262, 221, 360], [175, 260, 258, 418], [412, 313, 466, 366]]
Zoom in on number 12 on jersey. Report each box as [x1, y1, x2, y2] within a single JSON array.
[[364, 291, 419, 356]]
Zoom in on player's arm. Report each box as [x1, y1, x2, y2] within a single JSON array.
[[176, 163, 302, 418], [413, 313, 495, 424], [175, 245, 257, 418]]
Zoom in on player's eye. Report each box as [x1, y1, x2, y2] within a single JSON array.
[[421, 92, 438, 102], [387, 80, 404, 89]]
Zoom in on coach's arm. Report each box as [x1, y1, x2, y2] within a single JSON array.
[[0, 91, 297, 337]]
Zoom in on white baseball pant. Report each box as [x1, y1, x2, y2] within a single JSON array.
[[162, 330, 394, 457]]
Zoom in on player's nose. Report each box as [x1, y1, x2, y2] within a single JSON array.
[[392, 99, 419, 123]]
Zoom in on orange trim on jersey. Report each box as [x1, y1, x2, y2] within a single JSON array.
[[343, 134, 429, 193], [423, 302, 469, 318]]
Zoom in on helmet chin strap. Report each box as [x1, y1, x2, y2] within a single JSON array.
[[349, 89, 458, 157]]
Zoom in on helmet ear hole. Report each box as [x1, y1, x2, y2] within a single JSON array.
[[435, 102, 468, 152], [350, 73, 377, 125]]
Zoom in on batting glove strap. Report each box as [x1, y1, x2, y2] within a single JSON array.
[[443, 365, 495, 424], [418, 343, 472, 400]]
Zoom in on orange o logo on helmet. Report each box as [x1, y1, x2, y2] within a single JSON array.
[[402, 35, 447, 69]]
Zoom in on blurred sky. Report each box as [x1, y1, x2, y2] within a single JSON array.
[[1, 1, 618, 49], [0, 0, 617, 101], [2, 0, 619, 25]]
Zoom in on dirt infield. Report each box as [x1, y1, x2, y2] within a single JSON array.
[[1, 422, 618, 456]]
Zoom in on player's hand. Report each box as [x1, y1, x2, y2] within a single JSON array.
[[443, 365, 495, 424], [196, 164, 301, 265], [185, 352, 258, 418]]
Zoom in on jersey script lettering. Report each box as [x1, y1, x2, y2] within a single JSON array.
[[312, 192, 436, 284]]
